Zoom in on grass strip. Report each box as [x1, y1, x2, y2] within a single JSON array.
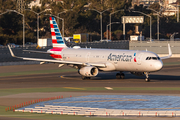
[[0, 68, 76, 77], [1, 87, 180, 97]]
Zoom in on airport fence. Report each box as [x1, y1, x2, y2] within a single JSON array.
[[129, 41, 180, 54]]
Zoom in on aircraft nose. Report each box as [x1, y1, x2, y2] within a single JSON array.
[[155, 61, 163, 70]]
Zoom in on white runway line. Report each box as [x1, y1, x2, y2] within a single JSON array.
[[105, 87, 113, 90]]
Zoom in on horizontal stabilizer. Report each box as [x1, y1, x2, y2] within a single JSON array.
[[23, 50, 51, 54]]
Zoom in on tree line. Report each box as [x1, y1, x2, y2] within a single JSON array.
[[0, 0, 180, 45]]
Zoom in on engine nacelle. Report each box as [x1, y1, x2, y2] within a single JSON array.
[[131, 72, 144, 76], [79, 66, 98, 77]]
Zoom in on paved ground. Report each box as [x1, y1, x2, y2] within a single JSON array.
[[0, 64, 180, 89], [0, 58, 180, 120]]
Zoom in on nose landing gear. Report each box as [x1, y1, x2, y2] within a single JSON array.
[[144, 72, 150, 82]]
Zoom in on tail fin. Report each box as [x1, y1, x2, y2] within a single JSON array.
[[49, 17, 67, 49]]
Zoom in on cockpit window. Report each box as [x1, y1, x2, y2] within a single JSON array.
[[146, 57, 160, 60], [146, 57, 150, 60]]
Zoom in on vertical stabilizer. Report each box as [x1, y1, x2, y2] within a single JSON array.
[[49, 17, 67, 49]]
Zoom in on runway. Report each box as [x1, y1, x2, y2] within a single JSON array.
[[0, 64, 180, 89]]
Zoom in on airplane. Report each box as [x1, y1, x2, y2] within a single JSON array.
[[8, 17, 172, 82]]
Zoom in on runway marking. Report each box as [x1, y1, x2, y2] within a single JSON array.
[[63, 87, 86, 90], [60, 75, 80, 80], [60, 75, 65, 78], [105, 87, 113, 90]]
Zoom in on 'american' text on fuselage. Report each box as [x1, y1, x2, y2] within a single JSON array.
[[107, 53, 133, 62]]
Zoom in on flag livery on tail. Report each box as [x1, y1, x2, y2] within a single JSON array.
[[50, 17, 67, 49]]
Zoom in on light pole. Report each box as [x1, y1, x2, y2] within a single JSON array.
[[3, 10, 25, 46], [88, 8, 113, 41], [25, 9, 47, 42], [147, 8, 161, 40], [132, 11, 152, 41], [168, 4, 180, 22], [106, 22, 120, 40], [0, 11, 9, 16], [110, 9, 124, 40], [57, 9, 73, 25], [44, 14, 64, 38]]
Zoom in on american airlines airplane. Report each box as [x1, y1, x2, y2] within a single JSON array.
[[8, 17, 172, 82]]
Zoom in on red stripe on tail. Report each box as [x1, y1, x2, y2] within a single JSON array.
[[50, 24, 54, 28], [51, 32, 56, 36], [52, 39, 57, 43]]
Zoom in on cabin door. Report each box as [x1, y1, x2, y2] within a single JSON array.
[[137, 53, 144, 65]]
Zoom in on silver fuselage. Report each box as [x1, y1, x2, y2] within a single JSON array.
[[51, 48, 163, 72]]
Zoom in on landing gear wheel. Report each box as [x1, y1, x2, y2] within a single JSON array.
[[145, 78, 150, 82], [116, 73, 125, 79], [81, 76, 91, 80], [81, 76, 86, 80], [116, 73, 121, 79], [120, 73, 125, 79]]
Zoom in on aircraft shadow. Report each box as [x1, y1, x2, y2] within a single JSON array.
[[94, 72, 180, 81], [62, 72, 180, 81]]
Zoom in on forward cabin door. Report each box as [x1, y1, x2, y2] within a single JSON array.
[[137, 53, 144, 65]]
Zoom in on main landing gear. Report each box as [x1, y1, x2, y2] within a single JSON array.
[[144, 72, 150, 82], [116, 72, 125, 79], [81, 76, 91, 80]]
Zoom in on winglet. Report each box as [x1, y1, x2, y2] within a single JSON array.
[[168, 44, 172, 57], [8, 45, 15, 57], [160, 44, 172, 60]]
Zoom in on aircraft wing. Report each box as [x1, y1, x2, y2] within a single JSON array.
[[160, 44, 172, 60], [8, 45, 106, 68]]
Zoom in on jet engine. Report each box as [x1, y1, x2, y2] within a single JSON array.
[[131, 72, 144, 76], [79, 66, 98, 77]]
